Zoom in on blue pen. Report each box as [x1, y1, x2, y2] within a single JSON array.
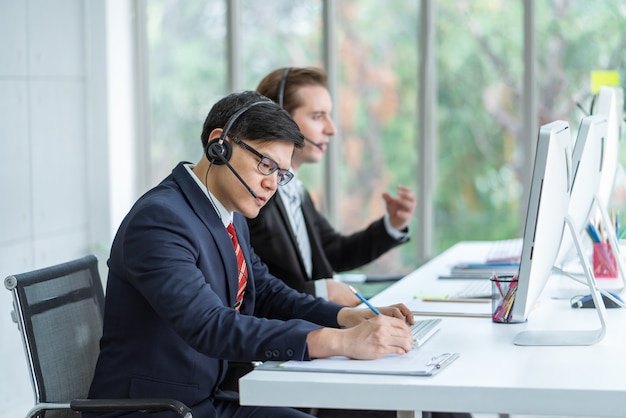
[[349, 285, 381, 315], [587, 223, 602, 243]]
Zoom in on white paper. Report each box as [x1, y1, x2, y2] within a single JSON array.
[[279, 350, 459, 376], [407, 299, 492, 317]]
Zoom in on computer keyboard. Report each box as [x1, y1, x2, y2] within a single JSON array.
[[453, 280, 492, 299], [485, 238, 523, 263], [410, 318, 442, 348]]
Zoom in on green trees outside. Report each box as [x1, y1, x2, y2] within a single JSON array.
[[147, 0, 625, 276]]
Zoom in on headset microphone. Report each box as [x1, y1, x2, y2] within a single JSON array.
[[304, 136, 324, 150], [209, 144, 259, 199]]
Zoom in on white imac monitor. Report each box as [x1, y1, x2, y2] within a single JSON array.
[[594, 86, 624, 208], [554, 114, 608, 267], [508, 120, 572, 324], [510, 124, 609, 347]]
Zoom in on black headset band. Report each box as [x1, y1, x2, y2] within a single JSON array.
[[220, 99, 274, 142], [277, 67, 292, 108]]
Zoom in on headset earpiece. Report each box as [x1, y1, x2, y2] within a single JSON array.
[[205, 98, 273, 165], [206, 138, 232, 165]]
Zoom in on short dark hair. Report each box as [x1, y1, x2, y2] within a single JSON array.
[[256, 67, 328, 115], [200, 91, 304, 149]]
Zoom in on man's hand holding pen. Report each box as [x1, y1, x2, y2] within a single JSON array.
[[308, 309, 414, 360], [306, 303, 415, 360], [340, 315, 414, 359], [337, 301, 414, 328]]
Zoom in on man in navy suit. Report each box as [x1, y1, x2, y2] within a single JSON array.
[[252, 67, 416, 307], [88, 91, 415, 417]]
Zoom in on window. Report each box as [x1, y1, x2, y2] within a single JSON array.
[[145, 0, 625, 273], [147, 0, 229, 184], [435, 1, 523, 252]]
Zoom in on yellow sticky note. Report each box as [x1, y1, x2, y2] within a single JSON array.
[[590, 70, 620, 94]]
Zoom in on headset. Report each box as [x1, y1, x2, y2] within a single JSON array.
[[277, 66, 292, 108], [205, 99, 273, 165], [205, 99, 273, 199], [276, 66, 323, 150]]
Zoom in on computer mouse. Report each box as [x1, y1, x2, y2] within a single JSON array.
[[571, 292, 623, 309]]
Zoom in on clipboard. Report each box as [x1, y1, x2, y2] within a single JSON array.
[[275, 351, 460, 376]]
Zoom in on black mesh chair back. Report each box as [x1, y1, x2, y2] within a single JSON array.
[[5, 255, 192, 418]]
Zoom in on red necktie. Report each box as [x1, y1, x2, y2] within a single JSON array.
[[227, 223, 247, 310]]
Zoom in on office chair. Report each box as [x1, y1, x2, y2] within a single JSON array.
[[4, 254, 193, 418]]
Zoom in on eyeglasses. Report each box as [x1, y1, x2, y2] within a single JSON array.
[[230, 136, 294, 186]]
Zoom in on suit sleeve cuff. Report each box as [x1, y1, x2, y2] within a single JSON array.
[[383, 214, 410, 241], [314, 279, 329, 300]]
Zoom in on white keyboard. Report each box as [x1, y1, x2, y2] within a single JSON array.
[[485, 238, 523, 263], [410, 318, 442, 348], [453, 280, 492, 299]]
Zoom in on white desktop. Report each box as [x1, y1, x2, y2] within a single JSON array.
[[240, 240, 626, 417]]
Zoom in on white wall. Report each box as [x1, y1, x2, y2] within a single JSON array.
[[0, 0, 136, 415]]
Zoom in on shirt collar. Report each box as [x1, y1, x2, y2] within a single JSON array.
[[184, 163, 232, 227]]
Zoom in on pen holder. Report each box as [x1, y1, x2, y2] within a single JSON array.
[[593, 242, 618, 279], [491, 275, 518, 323]]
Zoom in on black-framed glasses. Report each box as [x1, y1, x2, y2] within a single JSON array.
[[230, 136, 294, 186]]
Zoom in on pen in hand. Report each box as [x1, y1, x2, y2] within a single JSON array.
[[349, 285, 381, 315]]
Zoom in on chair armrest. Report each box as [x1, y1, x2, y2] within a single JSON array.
[[70, 398, 193, 418]]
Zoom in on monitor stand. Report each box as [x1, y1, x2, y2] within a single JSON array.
[[514, 214, 608, 346]]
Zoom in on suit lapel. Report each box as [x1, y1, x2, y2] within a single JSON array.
[[277, 189, 327, 279], [299, 191, 328, 278], [172, 163, 240, 308], [273, 193, 302, 254]]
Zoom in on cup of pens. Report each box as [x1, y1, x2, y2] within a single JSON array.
[[593, 242, 618, 278], [490, 274, 518, 323], [587, 222, 618, 279]]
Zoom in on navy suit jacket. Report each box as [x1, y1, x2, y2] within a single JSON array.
[[247, 190, 407, 295], [88, 163, 342, 417]]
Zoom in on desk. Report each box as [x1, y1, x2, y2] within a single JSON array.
[[240, 242, 626, 417]]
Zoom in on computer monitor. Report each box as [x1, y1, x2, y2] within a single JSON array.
[[588, 86, 626, 287], [508, 123, 610, 346], [594, 86, 624, 208], [508, 120, 572, 325], [554, 114, 608, 267]]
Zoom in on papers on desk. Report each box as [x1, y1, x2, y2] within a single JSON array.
[[439, 261, 519, 280], [278, 350, 459, 376], [408, 298, 492, 318]]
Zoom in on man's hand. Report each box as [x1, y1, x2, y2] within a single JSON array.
[[306, 315, 414, 360], [325, 279, 361, 306], [336, 303, 414, 328], [382, 185, 416, 231]]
